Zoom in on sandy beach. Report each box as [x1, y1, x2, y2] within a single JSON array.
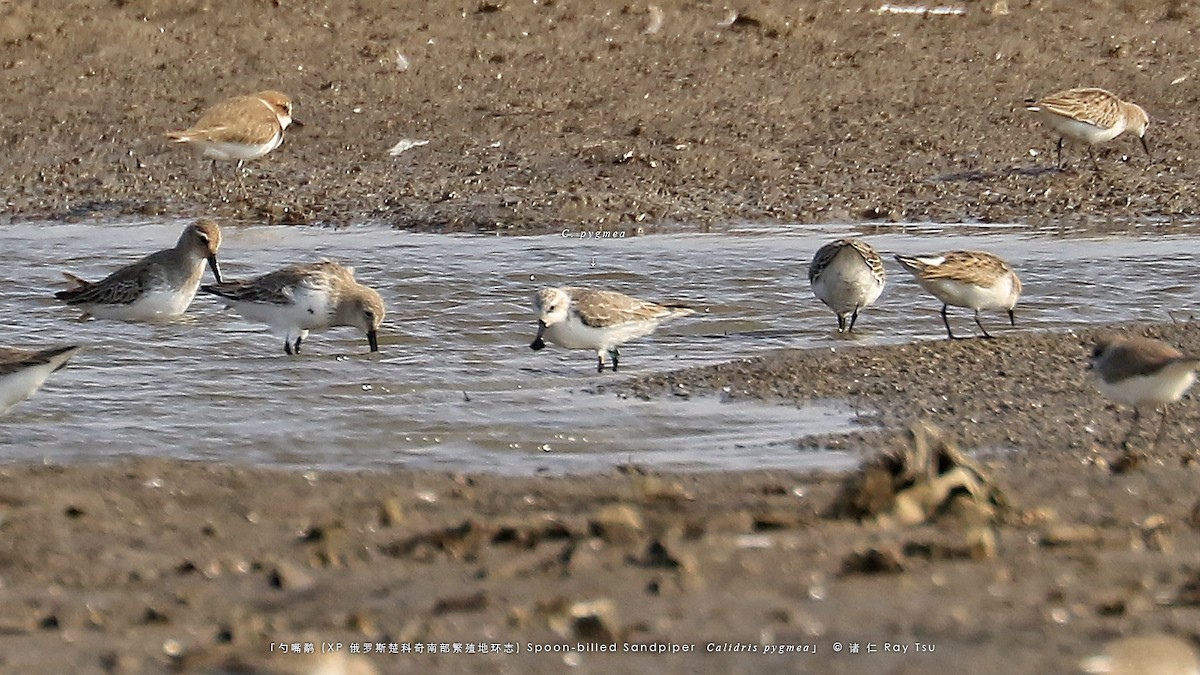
[[3, 0, 1200, 672]]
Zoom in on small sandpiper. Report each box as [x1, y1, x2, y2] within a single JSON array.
[[55, 220, 223, 321], [1025, 87, 1150, 169], [809, 238, 886, 333], [1089, 336, 1200, 451], [894, 250, 1021, 340], [530, 286, 695, 372], [202, 260, 385, 355]]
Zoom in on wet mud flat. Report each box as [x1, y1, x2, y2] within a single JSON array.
[[2, 0, 1200, 231], [3, 320, 1200, 673]]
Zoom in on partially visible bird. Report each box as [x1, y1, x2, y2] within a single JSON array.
[[0, 345, 81, 415], [1089, 336, 1200, 451]]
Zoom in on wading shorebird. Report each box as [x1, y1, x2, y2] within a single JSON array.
[[202, 260, 385, 355], [809, 238, 886, 333], [894, 250, 1021, 340], [530, 287, 694, 372], [54, 220, 223, 321]]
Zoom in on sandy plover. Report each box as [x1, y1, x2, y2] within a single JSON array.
[[164, 90, 299, 194]]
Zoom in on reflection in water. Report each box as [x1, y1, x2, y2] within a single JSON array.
[[0, 221, 1193, 473]]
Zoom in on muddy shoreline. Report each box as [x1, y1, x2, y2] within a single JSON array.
[[3, 0, 1200, 231], [4, 321, 1200, 673]]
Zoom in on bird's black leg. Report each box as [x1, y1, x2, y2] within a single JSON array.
[[941, 304, 959, 340], [1056, 137, 1065, 169], [848, 306, 861, 332], [1088, 146, 1101, 173], [284, 339, 294, 356], [974, 310, 994, 339], [611, 348, 620, 372], [1120, 408, 1142, 450], [294, 336, 303, 354], [596, 354, 604, 373], [836, 314, 847, 333]]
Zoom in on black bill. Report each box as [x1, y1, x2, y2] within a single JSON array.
[[207, 254, 223, 284], [530, 321, 547, 351]]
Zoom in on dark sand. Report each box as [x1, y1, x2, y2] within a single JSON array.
[[3, 0, 1200, 673]]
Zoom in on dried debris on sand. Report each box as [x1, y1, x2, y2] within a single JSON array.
[[827, 420, 1009, 527]]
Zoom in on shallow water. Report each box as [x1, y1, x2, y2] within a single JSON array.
[[0, 221, 1195, 474]]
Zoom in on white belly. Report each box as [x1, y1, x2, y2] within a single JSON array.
[[0, 363, 60, 414], [1099, 367, 1197, 407], [200, 134, 282, 162], [921, 276, 1014, 311], [1038, 111, 1125, 145], [230, 287, 334, 336], [812, 259, 884, 315], [88, 284, 199, 321], [544, 316, 660, 353]]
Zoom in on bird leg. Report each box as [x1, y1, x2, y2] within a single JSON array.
[[235, 160, 249, 201], [848, 305, 861, 332], [836, 313, 847, 333], [941, 304, 961, 340], [974, 310, 995, 339], [283, 335, 303, 356], [1056, 137, 1065, 169], [610, 348, 620, 372]]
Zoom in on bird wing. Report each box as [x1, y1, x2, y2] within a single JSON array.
[[568, 288, 682, 328], [1031, 88, 1124, 129], [54, 252, 167, 306]]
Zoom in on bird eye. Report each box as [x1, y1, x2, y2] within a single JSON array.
[[1091, 345, 1104, 358]]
